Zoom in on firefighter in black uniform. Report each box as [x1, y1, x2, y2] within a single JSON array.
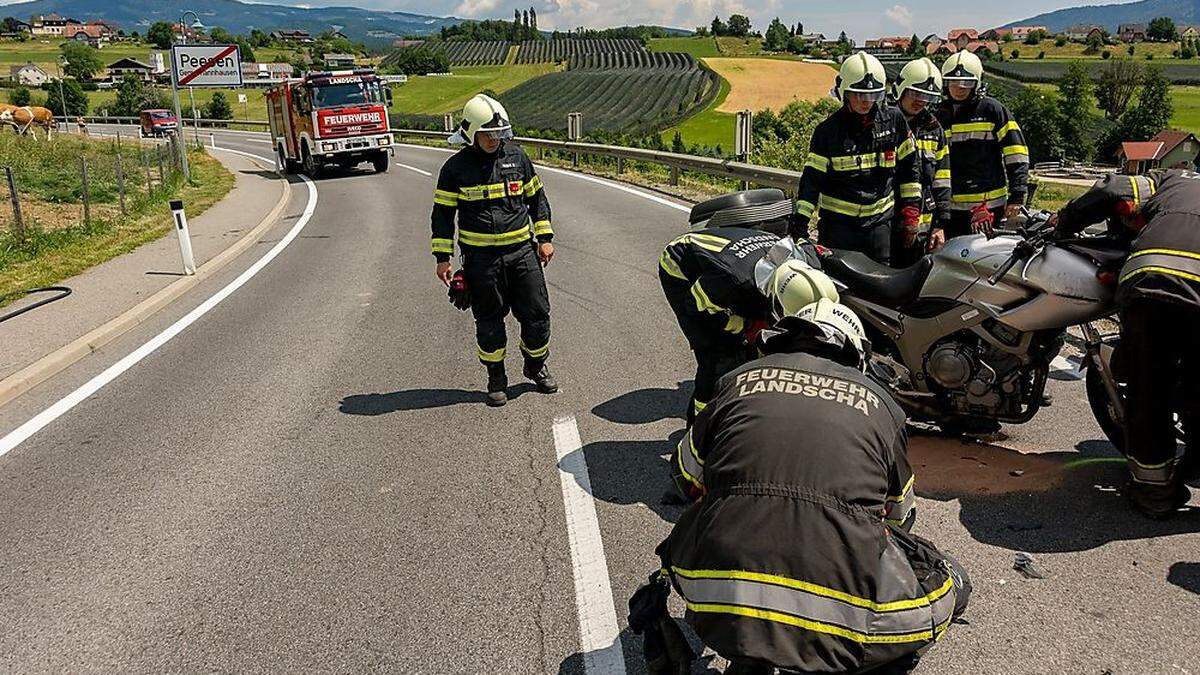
[[936, 51, 1030, 238], [636, 299, 970, 674], [1055, 170, 1200, 518], [793, 51, 922, 265], [891, 57, 952, 267], [431, 94, 556, 407], [660, 189, 826, 423]]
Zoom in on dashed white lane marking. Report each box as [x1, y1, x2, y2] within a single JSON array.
[[0, 153, 318, 459], [552, 415, 628, 675], [394, 162, 432, 176], [1050, 355, 1086, 381]]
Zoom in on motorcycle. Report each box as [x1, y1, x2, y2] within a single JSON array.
[[762, 212, 1138, 447]]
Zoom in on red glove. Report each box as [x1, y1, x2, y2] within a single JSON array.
[[900, 205, 921, 248], [970, 203, 995, 236], [447, 270, 470, 311], [743, 319, 769, 346]]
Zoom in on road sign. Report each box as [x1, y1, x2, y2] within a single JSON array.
[[171, 44, 243, 88]]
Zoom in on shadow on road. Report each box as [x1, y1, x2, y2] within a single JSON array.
[[560, 428, 688, 524], [240, 168, 284, 180], [338, 384, 536, 415], [591, 382, 692, 426], [1167, 562, 1200, 595], [909, 431, 1200, 553]]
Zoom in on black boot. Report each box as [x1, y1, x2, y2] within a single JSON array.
[[523, 357, 558, 394], [486, 362, 508, 407], [1127, 479, 1191, 519]]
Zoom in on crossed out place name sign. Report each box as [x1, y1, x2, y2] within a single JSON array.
[[171, 44, 243, 87]]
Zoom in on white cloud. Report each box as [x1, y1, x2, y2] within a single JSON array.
[[885, 4, 913, 31], [454, 0, 501, 17]]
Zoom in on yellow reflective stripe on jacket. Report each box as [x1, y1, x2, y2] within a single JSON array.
[[950, 122, 994, 134], [897, 137, 916, 160], [898, 182, 922, 199], [690, 280, 725, 314], [523, 175, 544, 196], [434, 189, 459, 207], [458, 182, 518, 201], [674, 429, 705, 490], [997, 120, 1021, 138], [919, 212, 933, 225], [950, 186, 1008, 203], [724, 314, 745, 334], [885, 475, 916, 526], [431, 237, 454, 254], [1119, 248, 1200, 284], [457, 223, 531, 247], [686, 232, 731, 252], [805, 153, 830, 172], [532, 219, 553, 237], [818, 194, 895, 217], [1002, 144, 1029, 156], [659, 250, 687, 280], [934, 169, 951, 181], [477, 346, 505, 363], [830, 154, 896, 171], [795, 199, 816, 218]]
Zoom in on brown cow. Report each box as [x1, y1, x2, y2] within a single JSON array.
[[0, 105, 55, 140]]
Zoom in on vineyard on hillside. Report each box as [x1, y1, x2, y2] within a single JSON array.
[[989, 60, 1200, 85], [499, 52, 719, 134], [381, 40, 510, 68], [515, 39, 645, 64]]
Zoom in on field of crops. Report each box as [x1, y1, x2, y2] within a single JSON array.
[[989, 60, 1200, 84], [499, 52, 719, 134], [514, 39, 645, 64], [648, 37, 721, 58], [569, 52, 697, 70], [383, 40, 511, 67]]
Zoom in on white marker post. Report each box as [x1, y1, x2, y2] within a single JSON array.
[[170, 199, 196, 275]]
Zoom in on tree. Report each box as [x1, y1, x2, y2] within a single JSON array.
[[1084, 32, 1103, 54], [1011, 49, 1020, 59], [1120, 66, 1173, 141], [59, 42, 102, 81], [249, 29, 272, 48], [907, 33, 922, 56], [209, 26, 235, 43], [205, 91, 233, 120], [764, 17, 789, 51], [671, 130, 685, 153], [147, 21, 175, 49], [110, 74, 169, 116], [1184, 44, 1197, 59], [10, 86, 31, 106], [1057, 62, 1096, 160], [1128, 44, 1136, 56], [727, 14, 752, 38], [381, 46, 450, 76], [711, 17, 726, 37], [1148, 16, 1177, 42], [1003, 87, 1065, 162], [44, 78, 88, 116], [1055, 35, 1068, 47], [1024, 30, 1044, 45], [1096, 59, 1143, 120]]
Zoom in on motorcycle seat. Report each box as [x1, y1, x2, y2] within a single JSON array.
[[823, 250, 934, 307]]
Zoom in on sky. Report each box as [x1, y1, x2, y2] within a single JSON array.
[[260, 0, 1129, 40]]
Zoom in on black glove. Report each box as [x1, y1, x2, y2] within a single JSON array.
[[629, 571, 695, 675], [447, 270, 470, 311]]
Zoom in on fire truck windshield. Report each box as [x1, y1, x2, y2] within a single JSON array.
[[311, 81, 383, 108]]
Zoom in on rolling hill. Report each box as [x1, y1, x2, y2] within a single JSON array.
[[0, 0, 460, 46], [1006, 0, 1200, 32]]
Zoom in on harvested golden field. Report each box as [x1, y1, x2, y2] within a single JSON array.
[[704, 57, 835, 113]]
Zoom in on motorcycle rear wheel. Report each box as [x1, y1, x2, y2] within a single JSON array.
[[1084, 343, 1185, 454]]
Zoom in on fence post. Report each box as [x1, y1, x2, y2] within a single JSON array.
[[670, 165, 680, 186], [617, 156, 625, 175], [157, 145, 165, 184], [115, 151, 126, 215], [143, 148, 152, 192], [5, 167, 23, 241], [80, 156, 90, 225]]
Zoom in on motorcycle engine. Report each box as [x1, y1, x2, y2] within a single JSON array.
[[925, 337, 1026, 416]]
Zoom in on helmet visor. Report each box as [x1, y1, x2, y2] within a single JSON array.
[[847, 90, 885, 104], [944, 77, 977, 88], [903, 88, 941, 104], [478, 127, 514, 142]]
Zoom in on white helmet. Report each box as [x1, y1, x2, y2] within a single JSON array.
[[893, 57, 942, 104], [834, 52, 887, 103], [794, 299, 870, 370], [767, 261, 839, 321], [449, 93, 514, 146], [941, 51, 984, 91]]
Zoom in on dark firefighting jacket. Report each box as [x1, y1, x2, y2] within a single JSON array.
[[792, 105, 921, 239], [659, 321, 960, 672], [431, 141, 552, 262], [1058, 169, 1200, 310], [659, 227, 819, 346], [935, 94, 1029, 211], [902, 106, 952, 232]]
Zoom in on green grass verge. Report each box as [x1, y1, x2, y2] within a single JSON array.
[[390, 63, 557, 115], [647, 37, 720, 58], [0, 139, 234, 304], [1030, 180, 1088, 212], [660, 71, 734, 150], [715, 37, 765, 56]]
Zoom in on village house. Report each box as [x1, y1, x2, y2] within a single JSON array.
[[107, 57, 154, 82], [1065, 24, 1105, 42], [29, 14, 78, 37], [323, 53, 356, 68], [1118, 23, 1147, 42], [1118, 130, 1200, 174], [241, 62, 292, 85], [272, 29, 313, 44], [9, 62, 48, 86], [947, 28, 979, 50]]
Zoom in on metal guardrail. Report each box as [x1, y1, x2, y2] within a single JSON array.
[[73, 116, 270, 130], [72, 118, 802, 190]]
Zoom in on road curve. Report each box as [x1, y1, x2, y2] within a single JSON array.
[[0, 128, 1195, 673]]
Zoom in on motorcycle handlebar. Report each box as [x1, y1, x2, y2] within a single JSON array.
[[988, 251, 1023, 285]]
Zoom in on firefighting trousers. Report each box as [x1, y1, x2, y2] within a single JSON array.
[[1119, 298, 1200, 483], [817, 219, 892, 265], [462, 243, 551, 366], [660, 271, 750, 422]]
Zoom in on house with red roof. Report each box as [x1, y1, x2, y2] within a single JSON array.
[[1117, 130, 1200, 174], [947, 28, 979, 50]]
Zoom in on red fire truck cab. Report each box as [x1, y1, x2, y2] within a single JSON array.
[[266, 69, 394, 176]]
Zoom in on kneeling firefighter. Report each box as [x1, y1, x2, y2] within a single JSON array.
[[1055, 169, 1200, 519], [659, 189, 821, 423], [431, 94, 556, 407], [634, 299, 971, 674]]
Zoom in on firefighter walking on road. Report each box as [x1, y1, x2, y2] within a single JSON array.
[[792, 51, 922, 265], [1055, 170, 1200, 518], [431, 94, 557, 407], [935, 51, 1030, 237], [632, 298, 971, 674], [891, 57, 951, 266]]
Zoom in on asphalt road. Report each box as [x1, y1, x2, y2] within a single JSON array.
[[0, 128, 1196, 673]]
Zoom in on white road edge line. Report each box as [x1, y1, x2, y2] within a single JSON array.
[[394, 162, 432, 177], [0, 151, 318, 459], [552, 415, 627, 675]]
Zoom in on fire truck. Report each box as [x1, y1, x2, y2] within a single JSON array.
[[266, 69, 394, 176]]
